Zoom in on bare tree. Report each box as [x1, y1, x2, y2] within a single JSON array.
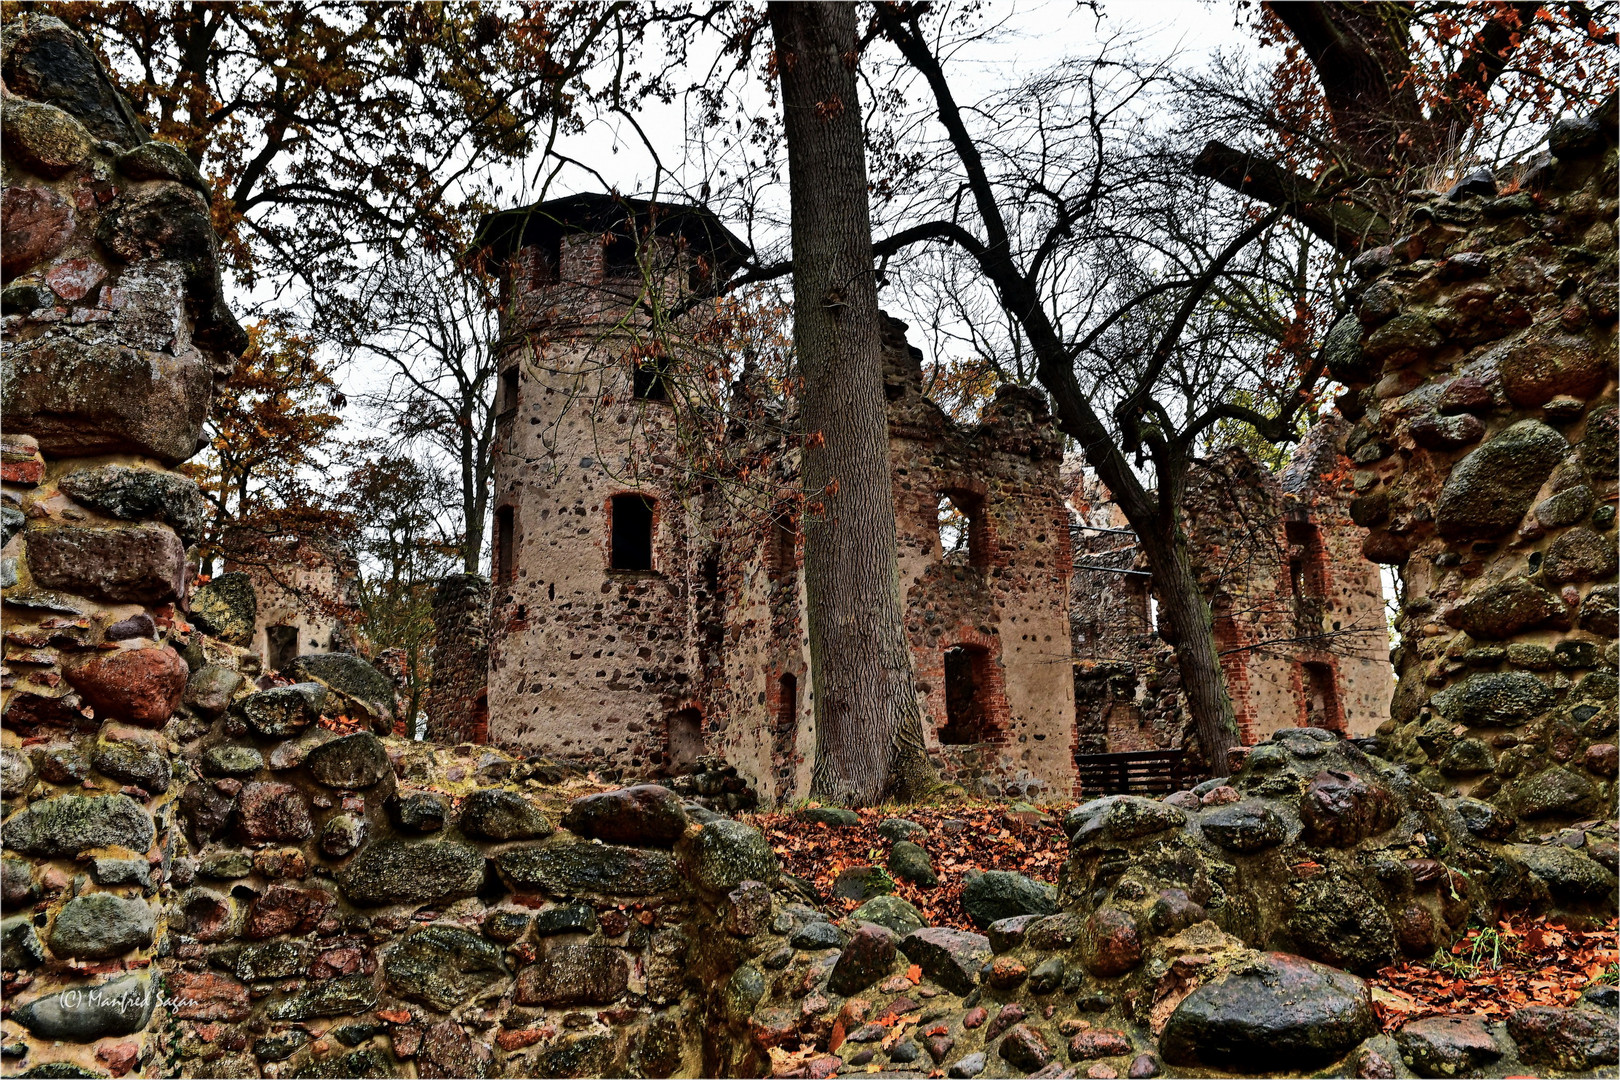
[[338, 252, 500, 574], [815, 7, 1342, 772]]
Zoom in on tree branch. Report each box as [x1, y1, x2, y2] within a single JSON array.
[[1191, 140, 1386, 254]]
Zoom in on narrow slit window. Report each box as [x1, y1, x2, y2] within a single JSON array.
[[610, 494, 655, 571], [767, 513, 796, 577], [494, 505, 515, 584], [499, 367, 519, 414], [777, 673, 797, 734]]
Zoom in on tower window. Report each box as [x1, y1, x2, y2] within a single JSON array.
[[604, 234, 639, 278], [610, 494, 655, 571], [529, 238, 560, 288], [494, 505, 516, 584], [688, 254, 712, 293], [498, 367, 519, 414], [631, 354, 672, 401]]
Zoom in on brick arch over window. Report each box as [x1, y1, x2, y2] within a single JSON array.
[[925, 627, 1009, 747]]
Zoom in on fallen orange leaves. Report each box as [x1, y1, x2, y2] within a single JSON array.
[[1369, 915, 1619, 1031], [746, 802, 1071, 930]]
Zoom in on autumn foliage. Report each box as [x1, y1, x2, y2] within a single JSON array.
[[1370, 915, 1620, 1030]]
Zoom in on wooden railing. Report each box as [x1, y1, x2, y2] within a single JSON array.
[[1074, 749, 1198, 796]]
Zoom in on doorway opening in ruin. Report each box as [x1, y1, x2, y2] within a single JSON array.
[[610, 494, 655, 571], [494, 505, 516, 584], [776, 673, 798, 735], [939, 644, 997, 744], [667, 708, 703, 773], [266, 625, 298, 674], [937, 489, 988, 566], [1302, 661, 1342, 730]]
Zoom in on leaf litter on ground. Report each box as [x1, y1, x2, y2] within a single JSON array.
[[744, 801, 1073, 930]]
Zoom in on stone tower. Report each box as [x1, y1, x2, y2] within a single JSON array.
[[476, 194, 750, 775], [474, 194, 1081, 803]]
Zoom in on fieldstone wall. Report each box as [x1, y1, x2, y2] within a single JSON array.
[[1332, 97, 1618, 826], [725, 728, 1617, 1080], [2, 12, 247, 1078], [5, 18, 1614, 1079]]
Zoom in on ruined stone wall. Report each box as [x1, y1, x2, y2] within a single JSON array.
[[1066, 427, 1394, 758], [1278, 417, 1397, 738], [705, 494, 814, 809], [424, 573, 491, 744], [1, 12, 247, 1075], [228, 542, 357, 671], [485, 224, 1078, 804], [1333, 100, 1618, 823], [884, 321, 1078, 799], [0, 42, 802, 1070]]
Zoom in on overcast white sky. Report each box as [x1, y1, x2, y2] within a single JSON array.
[[335, 0, 1267, 409], [538, 0, 1256, 210]]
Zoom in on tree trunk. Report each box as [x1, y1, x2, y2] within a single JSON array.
[[770, 0, 933, 804], [1136, 522, 1239, 775]]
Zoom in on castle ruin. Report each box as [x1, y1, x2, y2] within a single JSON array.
[[477, 196, 1078, 803], [468, 195, 1396, 803]]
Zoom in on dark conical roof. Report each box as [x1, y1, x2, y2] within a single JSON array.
[[471, 192, 751, 291]]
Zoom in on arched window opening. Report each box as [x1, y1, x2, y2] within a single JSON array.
[[1286, 519, 1327, 636], [610, 494, 655, 571], [937, 489, 989, 566]]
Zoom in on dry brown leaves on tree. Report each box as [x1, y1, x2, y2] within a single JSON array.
[[1368, 915, 1620, 1031], [746, 802, 1074, 931]]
